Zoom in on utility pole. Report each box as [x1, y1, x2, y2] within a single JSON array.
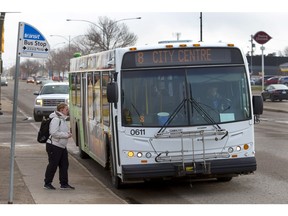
[[199, 12, 203, 42], [249, 34, 255, 75]]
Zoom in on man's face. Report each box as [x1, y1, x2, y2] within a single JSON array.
[[210, 87, 217, 97], [61, 106, 69, 116]]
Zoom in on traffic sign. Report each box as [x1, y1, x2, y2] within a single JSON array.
[[17, 22, 50, 58], [253, 31, 272, 45]]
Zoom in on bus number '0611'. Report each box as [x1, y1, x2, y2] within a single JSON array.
[[130, 129, 146, 136]]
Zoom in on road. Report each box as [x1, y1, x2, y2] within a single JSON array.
[[2, 80, 288, 204]]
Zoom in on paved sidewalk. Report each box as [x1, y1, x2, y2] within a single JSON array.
[[0, 97, 126, 204]]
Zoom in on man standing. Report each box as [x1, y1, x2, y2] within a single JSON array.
[[44, 102, 74, 190]]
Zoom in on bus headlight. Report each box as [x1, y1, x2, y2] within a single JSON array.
[[137, 152, 143, 158]]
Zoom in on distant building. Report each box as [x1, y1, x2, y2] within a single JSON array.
[[246, 55, 288, 76]]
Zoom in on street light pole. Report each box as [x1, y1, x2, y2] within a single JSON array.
[[50, 34, 86, 54], [50, 34, 71, 53], [50, 35, 71, 80], [66, 19, 103, 30], [49, 34, 85, 79], [109, 17, 141, 26], [66, 19, 106, 49], [53, 42, 66, 48]]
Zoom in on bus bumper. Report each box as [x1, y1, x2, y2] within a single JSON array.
[[121, 157, 256, 180]]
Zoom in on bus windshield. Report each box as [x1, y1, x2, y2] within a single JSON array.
[[121, 66, 251, 127]]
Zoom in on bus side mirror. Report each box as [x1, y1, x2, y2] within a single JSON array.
[[107, 82, 118, 103], [253, 95, 263, 115]]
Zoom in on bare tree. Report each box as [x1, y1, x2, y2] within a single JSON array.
[[74, 16, 138, 53], [19, 59, 42, 78], [46, 44, 79, 80], [282, 46, 288, 57]]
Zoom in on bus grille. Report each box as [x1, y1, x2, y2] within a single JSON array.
[[43, 99, 65, 106]]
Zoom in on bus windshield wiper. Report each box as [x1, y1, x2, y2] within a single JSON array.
[[189, 97, 229, 140], [156, 98, 187, 135], [156, 97, 222, 136], [131, 103, 143, 126], [188, 83, 221, 130], [157, 83, 188, 135], [188, 97, 221, 130]]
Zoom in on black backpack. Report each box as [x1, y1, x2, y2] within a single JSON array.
[[37, 117, 60, 143]]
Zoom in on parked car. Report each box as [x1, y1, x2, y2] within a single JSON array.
[[261, 84, 288, 102], [254, 75, 274, 85], [52, 76, 63, 81], [250, 77, 256, 85], [1, 77, 8, 86], [33, 82, 69, 122], [27, 77, 35, 83], [264, 76, 280, 85], [278, 76, 288, 85]]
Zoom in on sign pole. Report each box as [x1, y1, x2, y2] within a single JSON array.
[[8, 22, 21, 204], [253, 31, 272, 91], [8, 22, 50, 204], [261, 45, 265, 91]]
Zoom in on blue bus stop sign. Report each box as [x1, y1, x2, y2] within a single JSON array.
[[17, 22, 50, 58]]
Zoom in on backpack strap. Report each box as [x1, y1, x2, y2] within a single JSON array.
[[48, 117, 61, 143]]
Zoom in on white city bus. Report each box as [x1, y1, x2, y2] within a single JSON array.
[[68, 41, 263, 188]]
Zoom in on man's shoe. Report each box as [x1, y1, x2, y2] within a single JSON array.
[[60, 184, 75, 190], [44, 184, 56, 190]]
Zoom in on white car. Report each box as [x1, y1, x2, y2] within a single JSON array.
[[33, 82, 69, 122], [1, 77, 8, 86]]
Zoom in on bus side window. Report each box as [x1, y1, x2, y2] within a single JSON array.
[[102, 72, 110, 125], [76, 73, 81, 106], [88, 72, 94, 119], [94, 73, 101, 122], [71, 73, 77, 105]]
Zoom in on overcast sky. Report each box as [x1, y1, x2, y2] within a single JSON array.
[[2, 0, 288, 68]]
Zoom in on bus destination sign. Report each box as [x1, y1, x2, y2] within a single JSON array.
[[122, 48, 243, 69]]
